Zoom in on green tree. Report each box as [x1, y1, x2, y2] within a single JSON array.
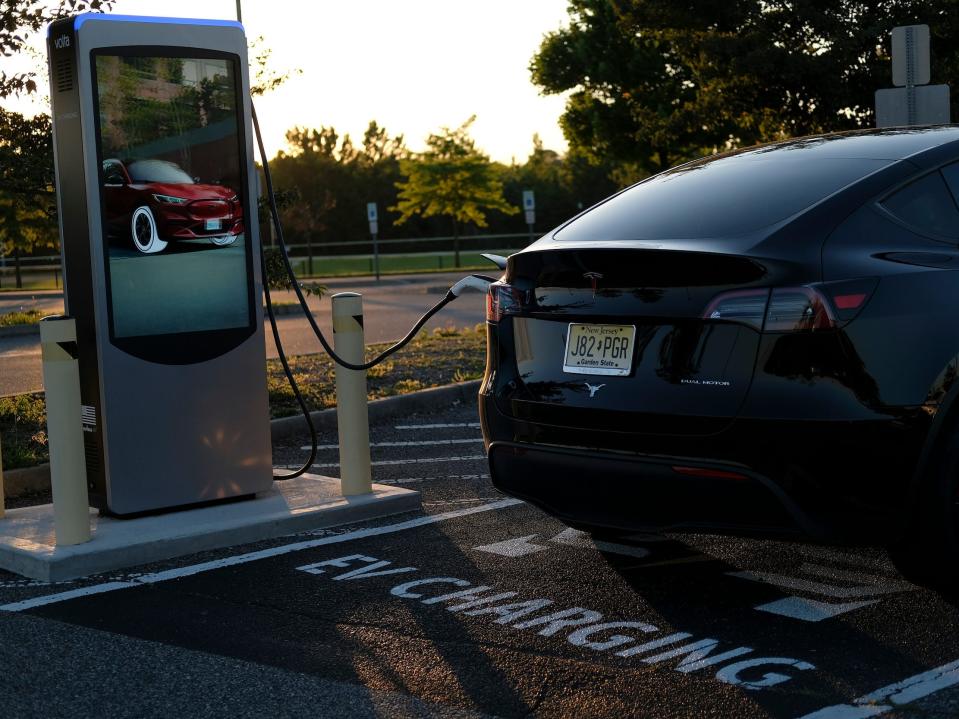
[[0, 191, 57, 288], [0, 108, 58, 287], [393, 117, 517, 266], [249, 36, 302, 97], [269, 121, 409, 252], [532, 0, 959, 176]]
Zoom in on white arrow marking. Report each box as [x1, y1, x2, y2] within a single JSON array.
[[730, 561, 911, 623], [474, 534, 550, 558], [727, 568, 904, 599], [551, 528, 651, 559], [756, 596, 881, 622], [798, 658, 959, 718]]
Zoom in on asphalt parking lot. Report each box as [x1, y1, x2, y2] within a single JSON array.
[[3, 399, 959, 718]]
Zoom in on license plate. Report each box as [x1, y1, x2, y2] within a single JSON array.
[[205, 219, 221, 230], [563, 323, 635, 376]]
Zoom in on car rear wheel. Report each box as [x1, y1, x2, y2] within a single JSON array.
[[131, 206, 167, 254], [887, 432, 959, 595], [211, 235, 238, 247]]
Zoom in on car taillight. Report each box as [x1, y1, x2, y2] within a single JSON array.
[[704, 279, 876, 332], [702, 289, 770, 330], [764, 287, 835, 332], [486, 283, 522, 322]]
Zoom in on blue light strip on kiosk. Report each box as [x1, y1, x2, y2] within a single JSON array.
[[68, 13, 243, 33]]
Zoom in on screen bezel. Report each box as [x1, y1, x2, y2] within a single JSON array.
[[90, 45, 257, 365]]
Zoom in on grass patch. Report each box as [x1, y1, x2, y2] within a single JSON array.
[[266, 324, 486, 418], [0, 310, 44, 327], [0, 393, 48, 471], [0, 325, 486, 470]]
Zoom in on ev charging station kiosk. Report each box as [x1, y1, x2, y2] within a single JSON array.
[[46, 14, 273, 516]]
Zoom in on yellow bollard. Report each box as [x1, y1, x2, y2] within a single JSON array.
[[332, 292, 373, 496], [40, 316, 91, 546]]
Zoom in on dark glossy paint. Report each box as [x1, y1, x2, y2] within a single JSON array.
[[480, 126, 959, 544]]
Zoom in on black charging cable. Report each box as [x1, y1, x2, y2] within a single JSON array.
[[261, 247, 316, 479], [251, 103, 494, 478]]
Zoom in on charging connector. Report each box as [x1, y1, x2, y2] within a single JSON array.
[[449, 275, 496, 297]]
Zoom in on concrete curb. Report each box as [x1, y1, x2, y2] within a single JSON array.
[[0, 324, 40, 338], [2, 379, 482, 498], [3, 464, 52, 498], [0, 475, 421, 581], [270, 379, 482, 440]]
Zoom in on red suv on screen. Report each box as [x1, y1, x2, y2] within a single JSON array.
[[102, 158, 244, 254]]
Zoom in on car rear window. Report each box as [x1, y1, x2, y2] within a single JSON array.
[[554, 157, 890, 241], [882, 171, 959, 239]]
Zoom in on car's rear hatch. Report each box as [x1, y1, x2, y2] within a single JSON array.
[[493, 245, 806, 435]]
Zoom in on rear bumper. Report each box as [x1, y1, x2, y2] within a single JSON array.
[[480, 393, 926, 544], [488, 441, 813, 538]]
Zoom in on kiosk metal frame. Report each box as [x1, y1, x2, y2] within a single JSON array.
[[47, 14, 272, 515]]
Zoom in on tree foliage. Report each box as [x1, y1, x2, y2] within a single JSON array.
[[0, 107, 57, 286], [392, 116, 517, 237], [266, 120, 620, 254], [531, 0, 959, 175], [249, 36, 302, 97], [268, 121, 410, 253]]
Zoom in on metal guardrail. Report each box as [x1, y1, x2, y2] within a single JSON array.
[[0, 262, 62, 290], [0, 233, 531, 288]]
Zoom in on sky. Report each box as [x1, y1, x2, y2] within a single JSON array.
[[5, 0, 574, 164]]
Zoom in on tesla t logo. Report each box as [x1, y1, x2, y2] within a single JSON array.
[[584, 382, 606, 398], [583, 271, 603, 294], [55, 35, 70, 49]]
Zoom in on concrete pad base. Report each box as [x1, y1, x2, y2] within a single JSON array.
[[0, 474, 421, 582]]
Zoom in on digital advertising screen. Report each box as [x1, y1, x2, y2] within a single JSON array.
[[92, 51, 253, 341]]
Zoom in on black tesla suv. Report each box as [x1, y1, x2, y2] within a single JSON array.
[[479, 126, 959, 592]]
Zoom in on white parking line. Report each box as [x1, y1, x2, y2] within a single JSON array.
[[394, 422, 481, 430], [303, 438, 483, 451], [798, 658, 959, 718], [303, 454, 487, 469], [0, 498, 524, 613], [377, 474, 490, 486]]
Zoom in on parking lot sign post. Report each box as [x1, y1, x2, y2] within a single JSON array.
[[367, 202, 380, 281], [523, 190, 535, 244], [876, 24, 950, 127]]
